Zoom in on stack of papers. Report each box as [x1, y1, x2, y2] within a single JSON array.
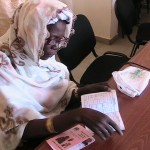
[[81, 90, 125, 130], [112, 66, 150, 97]]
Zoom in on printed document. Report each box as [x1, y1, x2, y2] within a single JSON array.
[[81, 90, 125, 130], [47, 124, 95, 150]]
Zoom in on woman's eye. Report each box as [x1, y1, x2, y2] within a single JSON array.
[[46, 36, 65, 46]]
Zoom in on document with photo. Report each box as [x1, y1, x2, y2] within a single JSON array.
[[47, 124, 95, 150]]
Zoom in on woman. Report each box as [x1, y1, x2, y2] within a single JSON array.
[[0, 0, 123, 149]]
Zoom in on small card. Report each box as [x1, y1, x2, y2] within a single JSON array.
[[47, 124, 95, 150], [68, 137, 95, 150]]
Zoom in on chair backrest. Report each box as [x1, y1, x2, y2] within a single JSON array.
[[115, 0, 139, 35], [58, 14, 96, 71], [132, 0, 143, 20]]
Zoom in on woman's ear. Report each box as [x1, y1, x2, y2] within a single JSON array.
[[46, 31, 50, 39]]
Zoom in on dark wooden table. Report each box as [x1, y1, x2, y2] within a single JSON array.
[[35, 42, 150, 150]]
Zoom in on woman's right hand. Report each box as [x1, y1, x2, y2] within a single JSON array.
[[53, 108, 123, 140]]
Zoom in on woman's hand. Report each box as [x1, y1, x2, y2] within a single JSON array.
[[68, 82, 111, 109], [53, 108, 123, 140], [78, 82, 111, 96]]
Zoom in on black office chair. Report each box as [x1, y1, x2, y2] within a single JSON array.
[[58, 14, 129, 86], [115, 0, 150, 57], [132, 0, 142, 22], [145, 0, 150, 13]]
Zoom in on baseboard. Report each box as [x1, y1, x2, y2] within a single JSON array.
[[95, 34, 119, 45]]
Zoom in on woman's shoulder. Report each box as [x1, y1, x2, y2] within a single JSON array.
[[0, 28, 10, 48]]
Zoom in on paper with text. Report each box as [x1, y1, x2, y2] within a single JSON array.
[[81, 90, 125, 130], [47, 124, 95, 150]]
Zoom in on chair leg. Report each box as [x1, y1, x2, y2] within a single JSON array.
[[146, 0, 149, 13], [118, 24, 125, 38], [121, 29, 125, 38], [130, 44, 136, 57], [130, 44, 139, 57], [92, 49, 98, 57], [69, 71, 80, 86], [132, 45, 139, 56]]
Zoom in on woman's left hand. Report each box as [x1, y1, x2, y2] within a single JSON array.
[[78, 82, 111, 96]]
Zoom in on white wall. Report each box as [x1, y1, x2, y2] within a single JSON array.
[[61, 0, 73, 9], [72, 0, 118, 41]]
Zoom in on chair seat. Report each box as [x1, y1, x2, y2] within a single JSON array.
[[136, 23, 150, 44], [80, 54, 129, 85]]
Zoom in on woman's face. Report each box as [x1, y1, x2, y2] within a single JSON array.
[[40, 20, 66, 60]]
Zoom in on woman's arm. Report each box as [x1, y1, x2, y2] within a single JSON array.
[[53, 108, 123, 140], [22, 108, 123, 141], [22, 83, 122, 140], [22, 118, 50, 140]]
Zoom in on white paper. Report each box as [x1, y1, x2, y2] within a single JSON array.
[[112, 66, 150, 97], [81, 90, 125, 130]]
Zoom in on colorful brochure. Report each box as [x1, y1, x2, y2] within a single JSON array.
[[47, 124, 95, 150]]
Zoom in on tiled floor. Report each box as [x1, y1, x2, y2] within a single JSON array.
[[71, 8, 150, 83]]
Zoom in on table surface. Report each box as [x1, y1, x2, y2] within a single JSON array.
[[35, 42, 150, 150]]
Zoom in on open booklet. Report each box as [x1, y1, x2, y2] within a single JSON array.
[[81, 90, 125, 130]]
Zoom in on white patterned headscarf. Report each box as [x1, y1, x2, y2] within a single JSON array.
[[0, 1, 77, 149], [9, 0, 75, 64]]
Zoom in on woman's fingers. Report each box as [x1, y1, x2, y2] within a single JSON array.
[[78, 82, 111, 96], [108, 120, 123, 136], [80, 110, 122, 140], [63, 108, 124, 140], [103, 123, 114, 135], [100, 85, 111, 91], [97, 125, 111, 139], [82, 118, 108, 140], [86, 122, 117, 140]]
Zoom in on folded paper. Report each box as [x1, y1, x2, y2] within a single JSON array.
[[112, 66, 150, 97]]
